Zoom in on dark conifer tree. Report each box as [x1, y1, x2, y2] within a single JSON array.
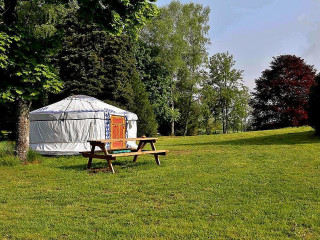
[[308, 74, 320, 135], [53, 22, 158, 136]]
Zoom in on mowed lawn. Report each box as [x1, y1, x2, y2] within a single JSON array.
[[0, 127, 320, 239]]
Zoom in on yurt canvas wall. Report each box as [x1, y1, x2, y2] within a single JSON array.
[[29, 95, 138, 155]]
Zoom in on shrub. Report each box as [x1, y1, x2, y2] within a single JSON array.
[[0, 141, 19, 166], [27, 149, 42, 163]]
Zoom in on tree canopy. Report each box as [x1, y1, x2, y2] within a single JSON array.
[[251, 55, 316, 130], [0, 1, 66, 160], [0, 0, 158, 36], [202, 52, 249, 134]]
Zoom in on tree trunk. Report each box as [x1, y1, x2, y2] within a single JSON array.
[[225, 106, 228, 134], [205, 119, 210, 135], [15, 99, 31, 162], [183, 97, 192, 136], [222, 108, 226, 134], [171, 120, 175, 136], [171, 100, 175, 136]]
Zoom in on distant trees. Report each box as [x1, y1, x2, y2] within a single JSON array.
[[201, 52, 249, 134], [251, 55, 316, 130], [140, 0, 210, 135]]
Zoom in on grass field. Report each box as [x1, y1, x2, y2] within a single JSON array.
[[0, 127, 319, 239]]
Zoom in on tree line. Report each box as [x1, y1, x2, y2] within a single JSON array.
[[1, 0, 320, 161]]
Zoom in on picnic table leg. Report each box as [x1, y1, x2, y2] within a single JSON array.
[[99, 144, 116, 174], [107, 158, 115, 174], [150, 141, 160, 165], [133, 141, 146, 162], [87, 144, 96, 169]]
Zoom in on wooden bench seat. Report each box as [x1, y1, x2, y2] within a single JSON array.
[[109, 150, 168, 157], [81, 150, 168, 159]]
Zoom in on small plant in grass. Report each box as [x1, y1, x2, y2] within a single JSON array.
[[0, 141, 19, 166], [0, 156, 20, 166], [0, 142, 41, 165], [26, 149, 42, 164], [0, 141, 15, 157]]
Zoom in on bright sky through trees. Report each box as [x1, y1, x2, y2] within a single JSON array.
[[156, 0, 320, 89]]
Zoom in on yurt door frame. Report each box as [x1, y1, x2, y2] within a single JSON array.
[[110, 115, 126, 149]]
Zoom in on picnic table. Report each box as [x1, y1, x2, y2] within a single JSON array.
[[81, 137, 169, 173]]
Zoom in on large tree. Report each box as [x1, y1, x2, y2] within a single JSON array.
[[200, 78, 219, 134], [206, 52, 248, 134], [53, 23, 158, 136], [251, 55, 316, 130], [0, 2, 65, 161], [0, 0, 159, 160], [175, 2, 210, 136]]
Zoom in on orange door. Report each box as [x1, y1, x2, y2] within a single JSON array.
[[110, 115, 126, 149]]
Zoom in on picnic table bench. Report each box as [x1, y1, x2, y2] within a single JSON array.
[[81, 137, 168, 173]]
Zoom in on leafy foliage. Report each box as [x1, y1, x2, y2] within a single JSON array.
[[131, 74, 158, 136], [200, 81, 220, 134], [0, 32, 18, 69], [0, 0, 158, 37], [204, 52, 249, 134], [135, 42, 173, 134], [0, 0, 67, 102], [140, 1, 210, 135], [251, 55, 316, 130], [0, 31, 62, 102], [76, 0, 159, 37]]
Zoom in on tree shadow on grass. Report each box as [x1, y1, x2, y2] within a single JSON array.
[[56, 158, 151, 172], [174, 130, 320, 147]]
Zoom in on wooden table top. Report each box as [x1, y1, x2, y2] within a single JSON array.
[[88, 137, 158, 143]]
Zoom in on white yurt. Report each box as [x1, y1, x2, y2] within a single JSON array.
[[29, 95, 138, 155]]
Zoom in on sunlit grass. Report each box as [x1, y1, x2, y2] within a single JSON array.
[[0, 126, 319, 239]]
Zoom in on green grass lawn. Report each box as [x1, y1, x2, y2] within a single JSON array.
[[0, 127, 320, 239]]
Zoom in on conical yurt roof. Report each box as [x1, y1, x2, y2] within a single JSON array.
[[30, 95, 138, 121]]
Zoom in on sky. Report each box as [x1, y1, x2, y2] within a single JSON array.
[[156, 0, 320, 90]]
